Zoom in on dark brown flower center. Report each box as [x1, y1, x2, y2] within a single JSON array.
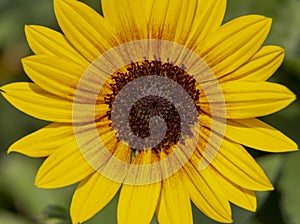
[[104, 60, 200, 153]]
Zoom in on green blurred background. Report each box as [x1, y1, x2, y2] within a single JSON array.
[[0, 0, 300, 223]]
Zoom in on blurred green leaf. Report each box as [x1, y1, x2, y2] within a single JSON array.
[[34, 205, 71, 224], [43, 205, 69, 220], [278, 152, 300, 224], [0, 153, 75, 219], [0, 210, 31, 224]]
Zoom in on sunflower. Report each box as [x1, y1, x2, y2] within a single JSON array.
[[1, 0, 298, 223]]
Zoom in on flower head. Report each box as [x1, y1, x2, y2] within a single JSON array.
[[1, 0, 298, 223]]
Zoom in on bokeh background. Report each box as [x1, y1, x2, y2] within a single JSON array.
[[0, 0, 300, 223]]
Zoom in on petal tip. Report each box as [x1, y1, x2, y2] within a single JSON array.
[[24, 24, 32, 29], [288, 140, 299, 151], [24, 25, 38, 36], [20, 57, 27, 64], [266, 17, 272, 23], [70, 215, 80, 224], [275, 46, 285, 59], [34, 169, 48, 188], [265, 182, 274, 191], [262, 17, 272, 30], [24, 25, 33, 37], [255, 16, 272, 30], [289, 92, 297, 101], [248, 203, 257, 212], [219, 214, 233, 223], [7, 142, 24, 155], [20, 56, 32, 65], [269, 185, 275, 191], [24, 24, 42, 34], [34, 177, 46, 188], [7, 145, 15, 154], [276, 46, 285, 54]]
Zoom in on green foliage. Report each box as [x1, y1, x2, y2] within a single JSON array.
[[278, 152, 300, 224]]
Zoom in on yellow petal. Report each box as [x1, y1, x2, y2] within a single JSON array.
[[117, 149, 161, 224], [218, 175, 257, 212], [196, 15, 271, 75], [0, 83, 73, 122], [22, 55, 86, 99], [54, 0, 117, 62], [118, 183, 161, 224], [24, 25, 88, 66], [93, 140, 132, 183], [147, 0, 198, 43], [186, 0, 226, 46], [221, 46, 285, 82], [71, 173, 121, 224], [35, 136, 95, 188], [211, 139, 273, 191], [226, 118, 298, 152], [197, 153, 256, 211], [201, 81, 296, 119], [184, 163, 232, 223], [156, 172, 193, 224], [102, 0, 148, 41], [8, 123, 73, 157]]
